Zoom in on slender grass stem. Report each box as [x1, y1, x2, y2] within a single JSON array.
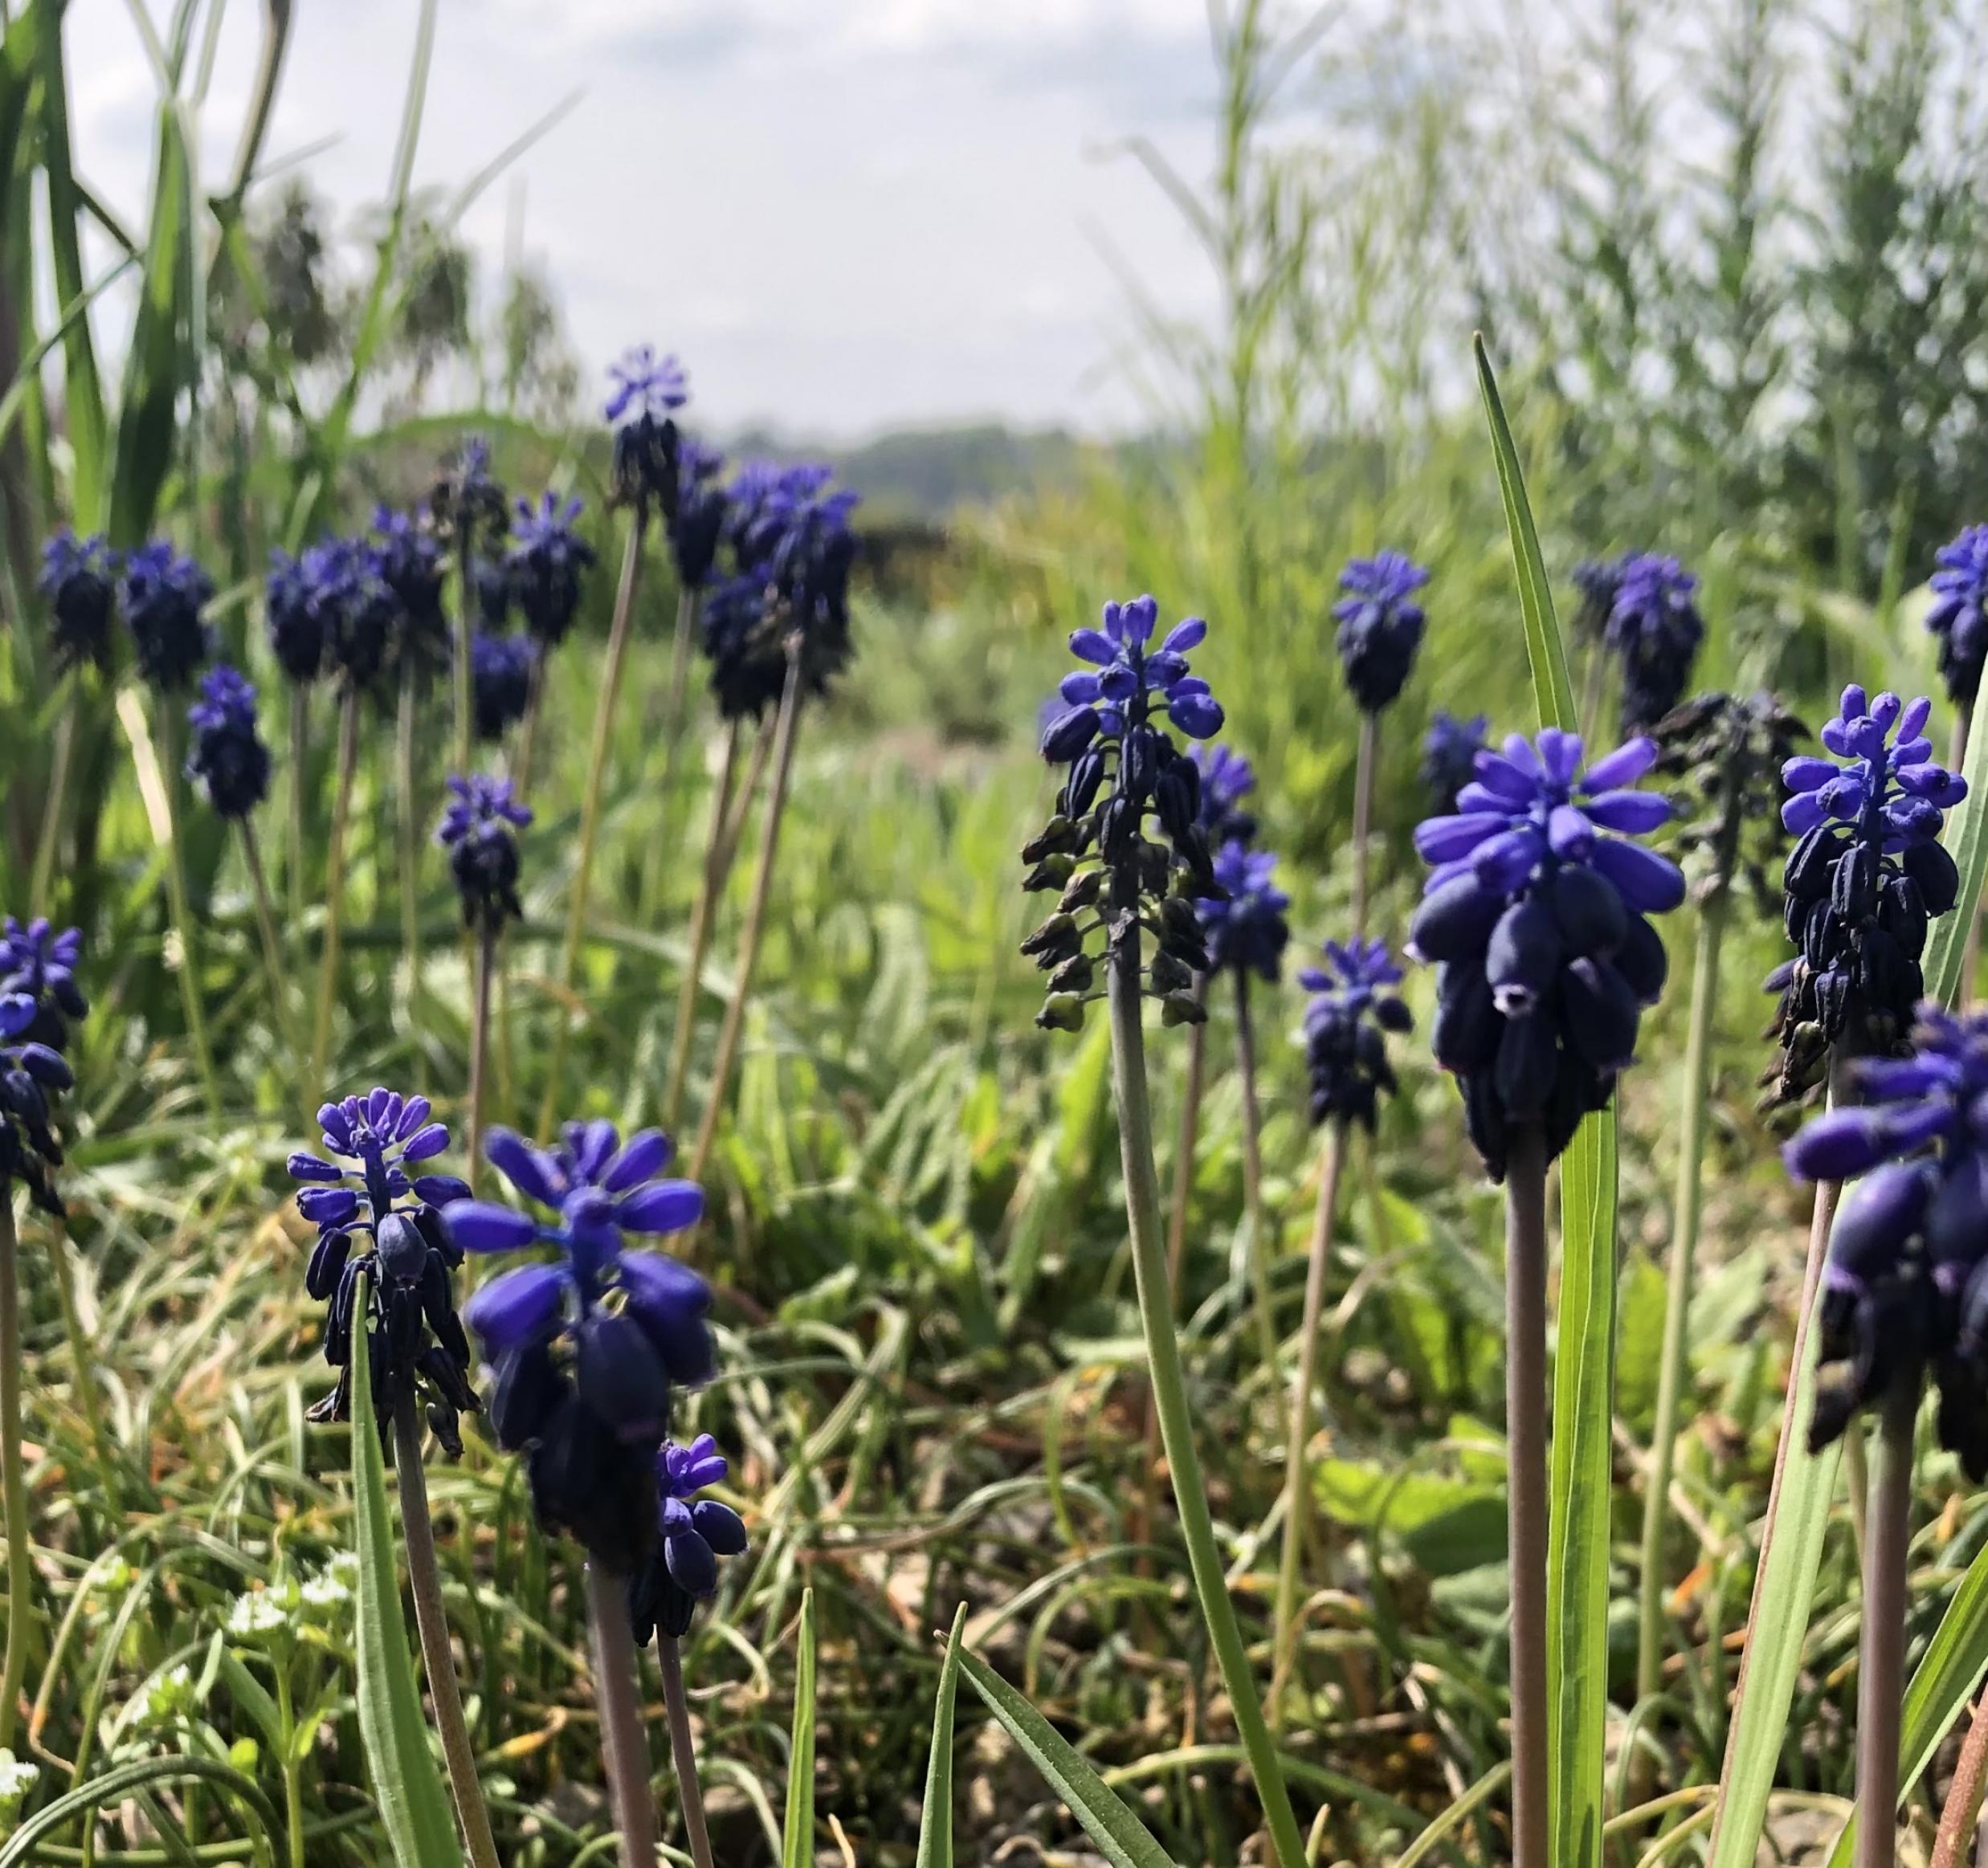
[[1135, 976, 1210, 1560], [647, 587, 704, 901], [468, 926, 496, 1197], [288, 686, 308, 931], [1104, 934, 1308, 1868], [1933, 1687, 1988, 1868], [1854, 1372, 1918, 1868], [239, 822, 305, 1124], [153, 701, 222, 1120], [0, 1197, 31, 1753], [1231, 970, 1279, 1379], [656, 1636, 716, 1868], [1351, 712, 1377, 940], [1635, 892, 1728, 1700], [515, 652, 546, 799], [1504, 1121, 1550, 1868], [540, 501, 648, 1137], [1954, 706, 1980, 1002], [663, 718, 747, 1132], [43, 1221, 120, 1515], [392, 1395, 503, 1868], [1270, 1115, 1346, 1719], [29, 679, 76, 917], [585, 1560, 659, 1868], [689, 647, 805, 1184], [310, 687, 361, 1099], [397, 657, 423, 1014], [273, 1653, 305, 1868]]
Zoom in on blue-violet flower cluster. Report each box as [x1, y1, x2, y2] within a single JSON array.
[[39, 531, 116, 674], [606, 345, 688, 509], [1299, 938, 1412, 1131], [1333, 552, 1429, 715], [288, 1090, 479, 1450], [448, 1124, 714, 1573], [0, 918, 84, 1216], [1574, 552, 1705, 731], [629, 1434, 749, 1642], [186, 667, 272, 820], [1421, 712, 1488, 811], [1926, 524, 1988, 708], [1189, 741, 1257, 846], [1786, 1005, 1988, 1471], [471, 631, 533, 742], [1765, 687, 1964, 1104], [436, 774, 530, 937], [1410, 728, 1682, 1177], [121, 542, 214, 694], [507, 493, 596, 651], [1196, 843, 1290, 983]]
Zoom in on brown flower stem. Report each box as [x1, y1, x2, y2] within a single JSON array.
[[1232, 970, 1279, 1377], [288, 684, 308, 929], [469, 926, 496, 1196], [392, 1395, 502, 1868], [586, 1561, 659, 1868], [1854, 1372, 1918, 1868], [657, 1635, 716, 1868], [689, 646, 805, 1184], [1270, 1117, 1347, 1720], [1351, 713, 1377, 940], [1504, 1121, 1551, 1868], [662, 718, 747, 1133], [241, 821, 306, 1125], [1932, 1688, 1988, 1868], [397, 655, 424, 1013]]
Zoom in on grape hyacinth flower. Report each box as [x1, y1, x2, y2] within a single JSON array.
[[669, 438, 729, 592], [507, 492, 596, 651], [293, 536, 400, 695], [38, 531, 116, 674], [373, 506, 450, 679], [1410, 727, 1683, 1178], [1421, 711, 1489, 810], [1298, 937, 1413, 1132], [0, 918, 88, 1056], [471, 631, 533, 742], [288, 1090, 480, 1450], [1783, 1005, 1988, 1465], [448, 1124, 712, 1572], [606, 345, 688, 510], [265, 549, 328, 687], [1766, 687, 1966, 1105], [428, 435, 510, 557], [1026, 595, 1224, 1033], [628, 1435, 748, 1643], [436, 775, 530, 938], [1189, 741, 1258, 846], [0, 978, 75, 1217], [1926, 524, 1988, 709], [186, 667, 271, 819], [1652, 691, 1805, 910], [1333, 551, 1430, 715], [1597, 553, 1706, 731], [1196, 842, 1290, 981], [120, 541, 214, 693]]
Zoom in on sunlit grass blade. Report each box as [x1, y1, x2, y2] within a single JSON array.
[[349, 1285, 470, 1868], [781, 1587, 817, 1868], [957, 1645, 1183, 1868], [915, 1605, 969, 1868], [1477, 332, 1616, 1868], [1924, 686, 1988, 1004]]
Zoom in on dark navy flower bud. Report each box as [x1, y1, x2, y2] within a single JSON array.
[[1333, 551, 1429, 714], [186, 667, 272, 819], [1300, 939, 1411, 1130], [1585, 553, 1705, 730], [508, 492, 597, 651], [436, 774, 531, 938], [120, 541, 214, 694], [39, 531, 116, 674], [1926, 524, 1988, 707], [1420, 712, 1488, 810]]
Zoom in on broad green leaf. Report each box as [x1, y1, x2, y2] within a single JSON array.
[[782, 1587, 817, 1868], [958, 1646, 1182, 1868], [349, 1287, 468, 1868], [914, 1606, 969, 1868], [1314, 1459, 1506, 1577], [0, 1756, 281, 1867], [1476, 334, 1615, 1868], [1823, 1533, 1988, 1867]]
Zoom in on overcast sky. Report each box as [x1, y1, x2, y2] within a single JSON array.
[[65, 0, 1227, 439]]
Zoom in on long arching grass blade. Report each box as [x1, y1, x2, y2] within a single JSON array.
[[914, 1606, 969, 1868], [780, 1587, 816, 1868]]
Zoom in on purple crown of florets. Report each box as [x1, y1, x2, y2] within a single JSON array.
[[1189, 741, 1256, 843], [39, 530, 117, 672], [606, 345, 688, 426], [1927, 524, 1988, 707], [1195, 842, 1290, 981], [1332, 551, 1429, 715], [1782, 687, 1966, 844], [1039, 596, 1222, 761]]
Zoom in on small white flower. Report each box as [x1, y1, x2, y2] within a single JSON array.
[[299, 1566, 352, 1612], [226, 1586, 296, 1638], [0, 1747, 38, 1806], [137, 1664, 198, 1727]]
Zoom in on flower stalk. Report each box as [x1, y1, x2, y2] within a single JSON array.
[[1271, 1115, 1346, 1717], [398, 655, 425, 1011], [1635, 890, 1729, 1699], [1931, 1688, 1988, 1868], [28, 680, 76, 919], [453, 536, 475, 778], [1504, 1121, 1551, 1868], [468, 925, 496, 1197], [1854, 1370, 1917, 1868], [288, 685, 309, 929], [0, 1197, 29, 1754], [153, 701, 222, 1119], [392, 1393, 503, 1868], [689, 641, 805, 1183], [663, 717, 749, 1132], [657, 1634, 716, 1868], [585, 1560, 659, 1868], [1351, 713, 1376, 938], [311, 688, 361, 1099], [1105, 925, 1308, 1868], [541, 498, 649, 1136], [1231, 969, 1279, 1378]]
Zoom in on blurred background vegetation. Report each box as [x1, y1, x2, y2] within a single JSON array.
[[8, 0, 1988, 1862]]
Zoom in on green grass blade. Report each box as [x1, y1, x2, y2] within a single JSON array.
[[781, 1586, 817, 1868], [1477, 332, 1615, 1868], [1922, 695, 1988, 1003], [32, 0, 108, 527], [1823, 1532, 1988, 1866], [349, 1283, 469, 1868], [957, 1646, 1183, 1868], [914, 1605, 969, 1868], [106, 102, 191, 546], [0, 1756, 282, 1866]]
